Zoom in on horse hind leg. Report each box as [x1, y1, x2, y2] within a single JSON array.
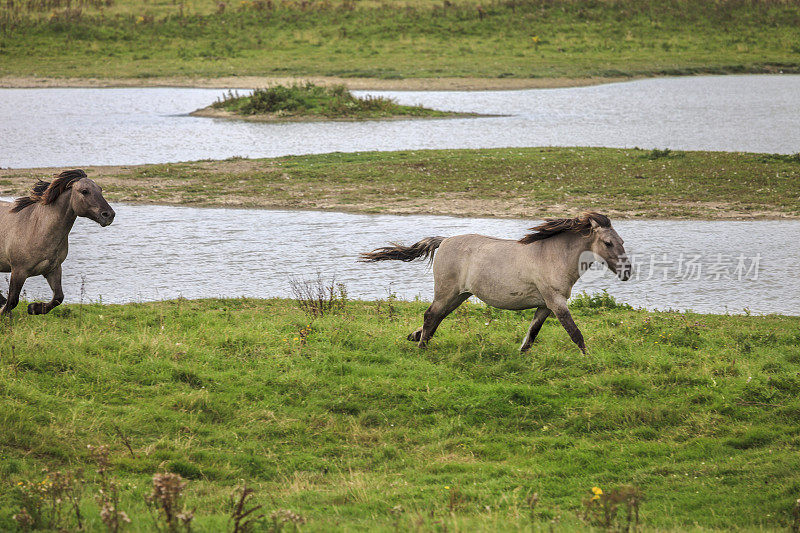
[[418, 292, 471, 348], [519, 307, 552, 353]]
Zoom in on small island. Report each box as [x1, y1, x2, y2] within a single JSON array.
[[191, 83, 476, 122]]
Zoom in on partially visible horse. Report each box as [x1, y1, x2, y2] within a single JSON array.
[[0, 169, 115, 317], [360, 212, 631, 353]]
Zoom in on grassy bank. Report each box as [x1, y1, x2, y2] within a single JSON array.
[[0, 0, 799, 81], [193, 84, 466, 121], [2, 147, 799, 219], [0, 295, 799, 530]]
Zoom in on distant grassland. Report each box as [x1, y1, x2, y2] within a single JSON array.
[[1, 296, 799, 530], [0, 0, 799, 80], [2, 147, 798, 219]]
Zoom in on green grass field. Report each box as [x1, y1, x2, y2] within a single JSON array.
[[3, 147, 798, 219], [1, 294, 799, 530], [1, 0, 799, 81]]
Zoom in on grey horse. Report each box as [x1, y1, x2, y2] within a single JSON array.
[[0, 169, 115, 317], [360, 212, 631, 353]]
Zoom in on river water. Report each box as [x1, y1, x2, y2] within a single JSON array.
[[1, 75, 799, 168], [5, 203, 798, 315]]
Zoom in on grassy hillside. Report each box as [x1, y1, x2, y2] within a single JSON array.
[[3, 147, 798, 219], [1, 0, 799, 81], [1, 295, 799, 530]]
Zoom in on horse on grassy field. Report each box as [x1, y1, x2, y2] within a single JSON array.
[[360, 212, 631, 353], [0, 169, 115, 317]]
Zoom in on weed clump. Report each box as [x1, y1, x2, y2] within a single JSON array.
[[570, 290, 632, 310], [269, 509, 306, 531], [89, 444, 131, 532], [580, 485, 641, 531], [12, 469, 85, 531], [289, 273, 347, 318], [145, 473, 194, 532], [645, 148, 673, 160], [229, 484, 265, 533]]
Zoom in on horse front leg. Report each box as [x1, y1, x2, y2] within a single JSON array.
[[519, 307, 551, 353], [28, 266, 64, 315], [1, 270, 28, 318], [546, 297, 586, 354]]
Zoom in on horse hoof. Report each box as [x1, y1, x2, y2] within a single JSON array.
[[407, 331, 421, 342], [27, 302, 44, 315]]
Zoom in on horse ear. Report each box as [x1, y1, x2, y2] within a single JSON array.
[[589, 217, 601, 230]]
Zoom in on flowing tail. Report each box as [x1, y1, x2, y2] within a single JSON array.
[[359, 236, 446, 264]]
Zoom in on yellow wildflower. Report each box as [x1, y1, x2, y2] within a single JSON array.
[[591, 486, 603, 501]]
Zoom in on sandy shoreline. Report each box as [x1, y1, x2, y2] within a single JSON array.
[[0, 75, 636, 91]]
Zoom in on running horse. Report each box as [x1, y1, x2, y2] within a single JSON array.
[[360, 212, 631, 353], [0, 169, 115, 317]]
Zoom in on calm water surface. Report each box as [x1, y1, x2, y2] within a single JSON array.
[[2, 75, 799, 168], [6, 203, 798, 315]]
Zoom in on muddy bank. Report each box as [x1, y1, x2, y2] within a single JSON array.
[[0, 75, 635, 91]]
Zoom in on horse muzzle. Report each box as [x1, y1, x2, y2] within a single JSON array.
[[96, 209, 115, 227]]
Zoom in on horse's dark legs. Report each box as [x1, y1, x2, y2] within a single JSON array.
[[417, 293, 471, 348], [1, 270, 27, 317], [28, 266, 64, 315], [519, 307, 552, 353], [547, 299, 586, 354], [0, 292, 5, 307]]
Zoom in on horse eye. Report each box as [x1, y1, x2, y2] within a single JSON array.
[[81, 189, 90, 195], [604, 241, 613, 247]]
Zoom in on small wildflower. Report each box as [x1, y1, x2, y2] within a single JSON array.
[[591, 486, 603, 501], [444, 485, 450, 490]]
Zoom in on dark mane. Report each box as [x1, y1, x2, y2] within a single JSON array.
[[519, 212, 611, 244], [11, 169, 87, 213]]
